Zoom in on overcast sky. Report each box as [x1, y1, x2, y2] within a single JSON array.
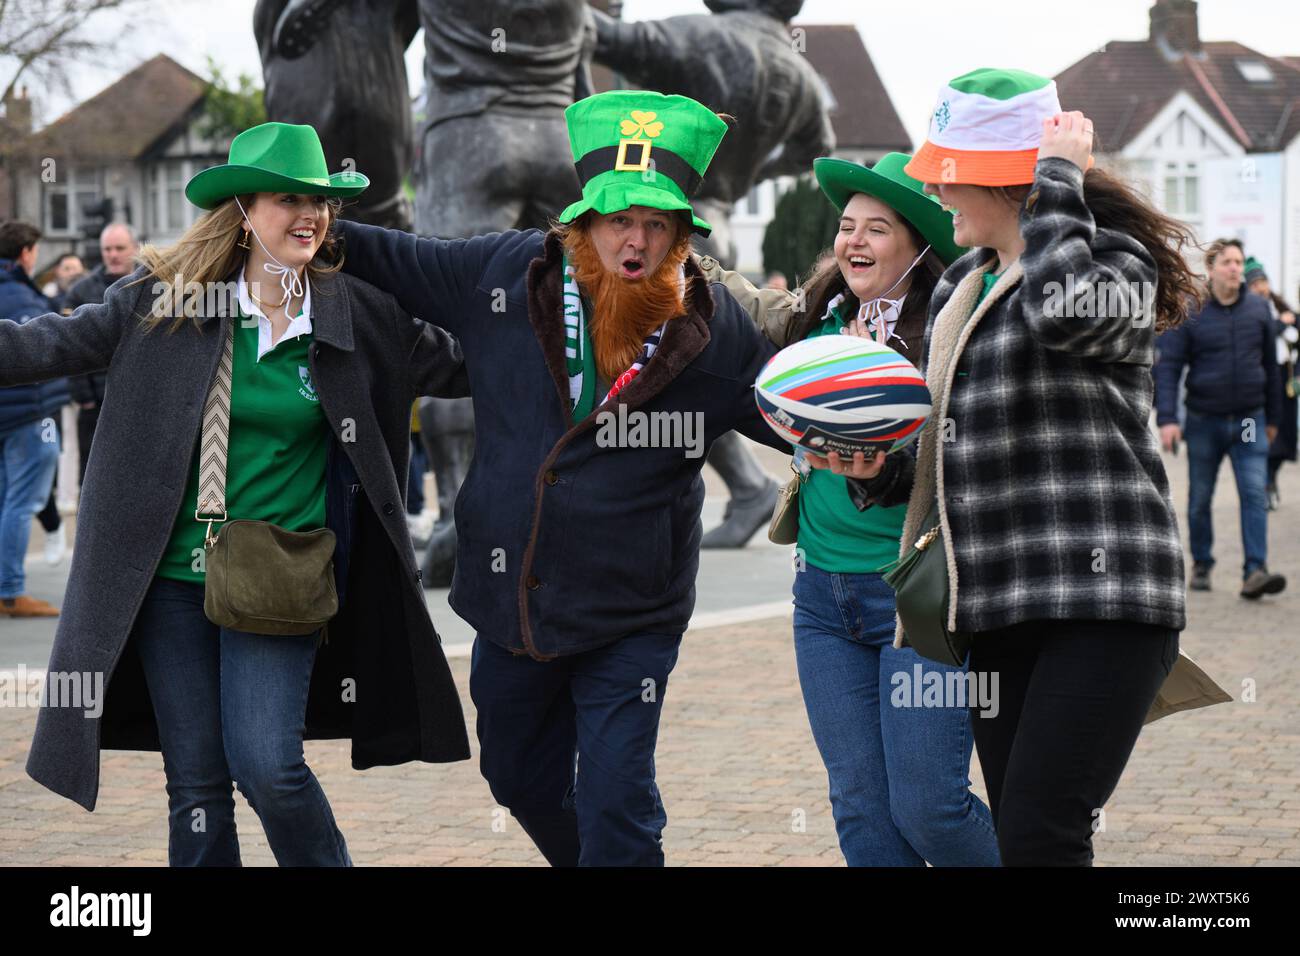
[[23, 0, 1300, 149]]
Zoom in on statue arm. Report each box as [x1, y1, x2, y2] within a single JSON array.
[[590, 9, 696, 89], [335, 219, 495, 340], [755, 108, 835, 182]]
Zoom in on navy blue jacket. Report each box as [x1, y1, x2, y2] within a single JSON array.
[[0, 259, 70, 435], [1155, 285, 1282, 427], [336, 221, 785, 659]]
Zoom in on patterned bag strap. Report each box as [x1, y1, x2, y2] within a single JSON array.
[[195, 319, 234, 545]]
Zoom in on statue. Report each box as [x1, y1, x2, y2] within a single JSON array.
[[411, 0, 593, 585], [591, 0, 835, 547], [254, 0, 420, 230], [258, 1, 592, 587]]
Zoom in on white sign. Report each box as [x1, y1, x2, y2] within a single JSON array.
[[1202, 154, 1284, 283]]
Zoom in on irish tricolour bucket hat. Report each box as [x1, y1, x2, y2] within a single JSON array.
[[185, 122, 369, 210], [558, 90, 728, 237], [905, 68, 1093, 187]]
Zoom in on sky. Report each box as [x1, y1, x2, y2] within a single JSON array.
[[17, 0, 1300, 149]]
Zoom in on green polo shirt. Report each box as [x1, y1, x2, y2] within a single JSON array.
[[156, 311, 329, 583], [795, 302, 909, 574]]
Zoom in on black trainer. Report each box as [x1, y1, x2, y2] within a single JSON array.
[[1190, 563, 1212, 591]]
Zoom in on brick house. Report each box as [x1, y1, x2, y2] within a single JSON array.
[[1, 55, 231, 266]]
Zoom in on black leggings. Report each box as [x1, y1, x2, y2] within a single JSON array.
[[967, 619, 1178, 866]]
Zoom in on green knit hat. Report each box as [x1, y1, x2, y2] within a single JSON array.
[[185, 122, 369, 210], [558, 91, 729, 236], [1243, 257, 1267, 284], [814, 153, 966, 265]]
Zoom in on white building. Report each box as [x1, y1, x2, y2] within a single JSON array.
[[1056, 0, 1300, 300]]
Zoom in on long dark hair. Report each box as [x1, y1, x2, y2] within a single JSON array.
[[784, 217, 944, 349], [995, 166, 1202, 332]]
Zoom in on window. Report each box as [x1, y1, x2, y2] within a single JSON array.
[[151, 160, 192, 234], [46, 188, 69, 232], [1163, 160, 1200, 219], [74, 166, 103, 226], [41, 166, 102, 235], [1236, 61, 1274, 83]]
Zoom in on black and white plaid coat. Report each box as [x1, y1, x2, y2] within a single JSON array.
[[892, 157, 1185, 638]]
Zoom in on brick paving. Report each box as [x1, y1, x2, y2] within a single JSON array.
[[0, 448, 1296, 866]]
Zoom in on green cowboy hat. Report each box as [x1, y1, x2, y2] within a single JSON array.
[[558, 90, 728, 237], [814, 152, 966, 265], [185, 122, 369, 210]]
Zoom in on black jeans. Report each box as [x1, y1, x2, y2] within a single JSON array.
[[967, 619, 1178, 866]]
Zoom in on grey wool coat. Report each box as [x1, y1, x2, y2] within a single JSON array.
[[0, 267, 472, 810]]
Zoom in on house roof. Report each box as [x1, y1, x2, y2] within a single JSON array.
[[799, 24, 911, 152], [20, 54, 207, 161], [1055, 40, 1300, 153]]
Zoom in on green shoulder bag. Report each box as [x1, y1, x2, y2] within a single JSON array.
[[882, 499, 970, 667]]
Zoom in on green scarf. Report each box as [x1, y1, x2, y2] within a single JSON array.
[[563, 253, 598, 420]]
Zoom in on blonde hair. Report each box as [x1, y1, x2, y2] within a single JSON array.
[[132, 194, 344, 332]]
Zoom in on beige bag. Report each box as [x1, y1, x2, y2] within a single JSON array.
[[1146, 650, 1233, 724]]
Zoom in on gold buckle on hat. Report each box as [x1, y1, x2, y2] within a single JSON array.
[[614, 139, 652, 172]]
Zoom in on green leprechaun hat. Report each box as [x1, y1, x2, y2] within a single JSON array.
[[185, 122, 369, 210], [559, 91, 729, 236], [814, 152, 966, 265]]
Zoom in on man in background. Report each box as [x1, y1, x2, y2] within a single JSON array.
[[1156, 238, 1286, 599], [61, 222, 138, 486], [0, 221, 68, 617]]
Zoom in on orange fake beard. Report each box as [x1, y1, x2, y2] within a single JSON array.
[[564, 224, 691, 383]]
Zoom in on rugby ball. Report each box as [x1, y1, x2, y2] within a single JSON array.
[[754, 335, 931, 457]]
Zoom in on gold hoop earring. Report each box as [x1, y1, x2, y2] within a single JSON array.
[[237, 229, 251, 250]]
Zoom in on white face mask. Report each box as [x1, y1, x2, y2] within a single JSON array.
[[854, 244, 931, 346], [235, 196, 305, 303]]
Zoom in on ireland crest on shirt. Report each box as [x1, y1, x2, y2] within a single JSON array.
[[298, 366, 319, 403]]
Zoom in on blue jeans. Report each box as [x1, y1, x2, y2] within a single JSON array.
[[131, 577, 351, 867], [1185, 407, 1269, 576], [0, 419, 59, 599], [792, 563, 1000, 866], [469, 632, 681, 866]]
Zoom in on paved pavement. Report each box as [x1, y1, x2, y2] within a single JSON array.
[[1, 441, 1297, 866]]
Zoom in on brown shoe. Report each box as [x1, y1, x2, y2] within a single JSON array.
[[1241, 568, 1287, 600], [0, 595, 60, 617]]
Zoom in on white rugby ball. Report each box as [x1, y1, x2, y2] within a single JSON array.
[[754, 335, 931, 457]]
